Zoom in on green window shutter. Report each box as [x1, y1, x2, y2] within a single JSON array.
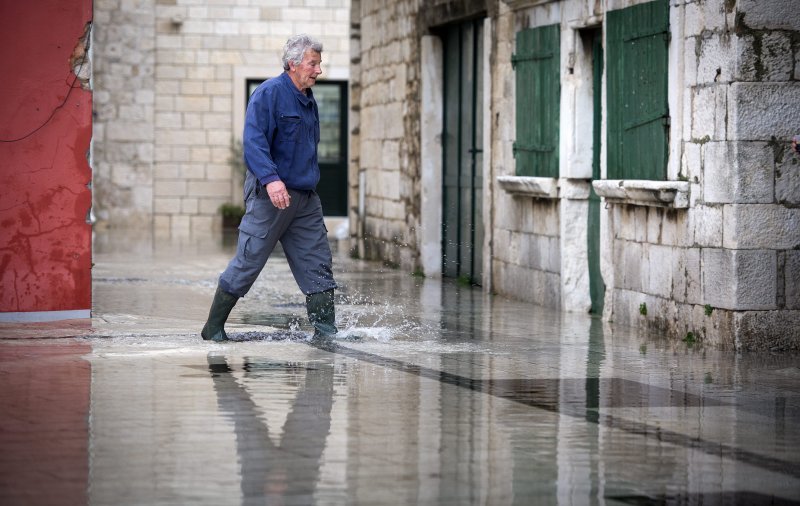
[[607, 0, 669, 180], [513, 24, 560, 178]]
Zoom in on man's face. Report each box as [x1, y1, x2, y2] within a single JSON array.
[[288, 49, 322, 91]]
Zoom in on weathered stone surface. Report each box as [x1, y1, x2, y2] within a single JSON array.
[[730, 142, 776, 203], [786, 251, 800, 310], [692, 205, 723, 248], [702, 248, 777, 310], [672, 246, 702, 305], [696, 32, 735, 86], [493, 261, 561, 309], [729, 83, 800, 140], [734, 310, 800, 351], [702, 141, 734, 203], [692, 85, 727, 141], [737, 0, 800, 31], [776, 152, 800, 206], [723, 204, 800, 249]]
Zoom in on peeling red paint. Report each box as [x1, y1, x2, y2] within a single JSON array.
[[0, 1, 93, 316]]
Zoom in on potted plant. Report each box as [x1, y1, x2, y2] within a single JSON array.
[[219, 203, 245, 229]]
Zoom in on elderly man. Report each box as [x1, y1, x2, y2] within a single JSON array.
[[201, 34, 338, 343]]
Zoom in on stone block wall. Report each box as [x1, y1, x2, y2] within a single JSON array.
[[607, 0, 800, 349], [93, 0, 156, 228], [93, 0, 350, 235], [351, 0, 421, 269], [493, 199, 562, 305], [346, 0, 797, 348]]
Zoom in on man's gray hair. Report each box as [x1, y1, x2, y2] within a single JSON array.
[[282, 34, 323, 70]]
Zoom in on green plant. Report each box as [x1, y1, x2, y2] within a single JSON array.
[[683, 332, 697, 344], [704, 372, 713, 384], [219, 203, 245, 218], [704, 304, 714, 316], [639, 344, 647, 355], [219, 203, 245, 228], [457, 275, 473, 286], [639, 302, 648, 316], [411, 268, 426, 278]]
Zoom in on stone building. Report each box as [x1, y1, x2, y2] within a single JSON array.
[[348, 0, 800, 350], [92, 0, 351, 236]]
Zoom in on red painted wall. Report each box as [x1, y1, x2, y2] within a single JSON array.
[[0, 1, 93, 316]]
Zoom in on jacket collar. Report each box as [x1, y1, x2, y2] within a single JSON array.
[[280, 72, 314, 106]]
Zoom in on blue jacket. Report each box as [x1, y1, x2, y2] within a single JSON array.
[[243, 72, 320, 190]]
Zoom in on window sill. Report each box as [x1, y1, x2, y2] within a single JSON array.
[[501, 0, 558, 10], [497, 176, 559, 199], [592, 180, 690, 208]]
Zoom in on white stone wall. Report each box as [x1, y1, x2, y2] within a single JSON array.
[[615, 0, 800, 348], [603, 0, 800, 349], [348, 0, 798, 348], [490, 0, 603, 310], [352, 0, 421, 268], [486, 0, 799, 348], [94, 0, 350, 235], [93, 0, 156, 228]]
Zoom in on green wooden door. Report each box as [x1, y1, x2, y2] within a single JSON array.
[[512, 24, 560, 177], [443, 19, 484, 284], [606, 0, 669, 180], [588, 30, 605, 315]]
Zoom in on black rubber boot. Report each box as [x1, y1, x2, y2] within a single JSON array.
[[306, 289, 337, 344], [201, 285, 239, 342]]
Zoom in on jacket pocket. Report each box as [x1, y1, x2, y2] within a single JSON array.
[[278, 114, 301, 142], [238, 195, 272, 238]]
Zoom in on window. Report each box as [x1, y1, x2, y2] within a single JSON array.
[[512, 24, 560, 178], [606, 0, 670, 180]]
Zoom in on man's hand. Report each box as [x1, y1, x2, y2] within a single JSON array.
[[266, 181, 291, 209]]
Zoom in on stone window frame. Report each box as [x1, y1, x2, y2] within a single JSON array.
[[499, 0, 690, 211]]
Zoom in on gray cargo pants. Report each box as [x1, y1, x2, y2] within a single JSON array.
[[218, 175, 336, 297]]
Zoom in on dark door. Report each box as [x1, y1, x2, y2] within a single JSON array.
[[588, 29, 606, 314], [313, 81, 348, 216], [442, 19, 484, 285]]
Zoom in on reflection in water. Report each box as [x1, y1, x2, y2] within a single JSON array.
[[585, 317, 605, 506], [0, 340, 91, 506], [585, 317, 606, 424], [333, 346, 799, 482], [208, 354, 334, 505]]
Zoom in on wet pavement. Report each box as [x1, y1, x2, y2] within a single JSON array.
[[1, 230, 799, 505]]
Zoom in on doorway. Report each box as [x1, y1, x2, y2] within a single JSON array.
[[442, 19, 484, 285], [587, 29, 605, 314]]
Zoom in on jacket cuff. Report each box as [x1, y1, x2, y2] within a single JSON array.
[[259, 174, 281, 187]]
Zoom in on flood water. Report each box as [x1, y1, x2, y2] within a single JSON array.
[[1, 230, 799, 505]]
